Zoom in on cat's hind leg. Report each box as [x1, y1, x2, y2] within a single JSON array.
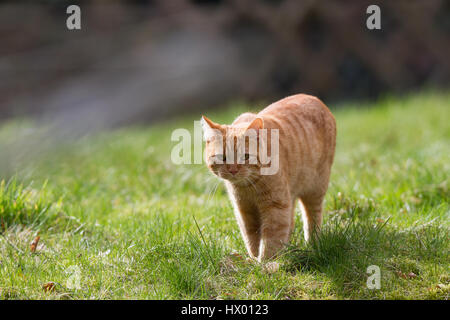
[[299, 195, 324, 242]]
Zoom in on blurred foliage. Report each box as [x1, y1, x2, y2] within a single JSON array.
[[0, 0, 449, 124]]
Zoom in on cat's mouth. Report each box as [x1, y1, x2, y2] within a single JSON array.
[[219, 171, 254, 185], [219, 172, 242, 181]]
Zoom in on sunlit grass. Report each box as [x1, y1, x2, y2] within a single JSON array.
[[0, 91, 449, 299]]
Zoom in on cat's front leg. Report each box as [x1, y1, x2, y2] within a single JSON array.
[[257, 205, 293, 262], [234, 210, 261, 259]]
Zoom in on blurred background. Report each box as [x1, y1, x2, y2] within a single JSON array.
[[0, 0, 449, 172]]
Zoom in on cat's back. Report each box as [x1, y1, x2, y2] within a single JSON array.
[[259, 94, 334, 127], [259, 94, 336, 182], [259, 94, 335, 141]]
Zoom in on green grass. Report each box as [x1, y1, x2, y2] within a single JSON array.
[[0, 91, 449, 299]]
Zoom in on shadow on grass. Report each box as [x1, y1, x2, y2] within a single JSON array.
[[280, 214, 449, 297]]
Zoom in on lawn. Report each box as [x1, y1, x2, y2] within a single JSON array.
[[0, 91, 448, 299]]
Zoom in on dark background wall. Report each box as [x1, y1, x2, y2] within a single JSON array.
[[0, 0, 449, 128]]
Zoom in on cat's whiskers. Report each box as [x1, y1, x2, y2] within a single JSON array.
[[205, 178, 220, 207], [247, 173, 274, 200], [243, 176, 259, 195]]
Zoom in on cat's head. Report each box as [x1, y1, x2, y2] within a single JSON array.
[[201, 115, 264, 184]]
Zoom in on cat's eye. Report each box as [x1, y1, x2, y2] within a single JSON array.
[[239, 153, 256, 163], [213, 154, 226, 163]]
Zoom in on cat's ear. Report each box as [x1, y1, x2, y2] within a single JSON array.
[[201, 115, 222, 141], [246, 117, 264, 131]]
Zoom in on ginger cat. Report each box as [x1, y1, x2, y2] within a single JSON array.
[[201, 94, 336, 262]]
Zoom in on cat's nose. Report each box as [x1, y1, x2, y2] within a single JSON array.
[[227, 166, 239, 175]]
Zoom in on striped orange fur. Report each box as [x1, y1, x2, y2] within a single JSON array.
[[202, 94, 336, 261]]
